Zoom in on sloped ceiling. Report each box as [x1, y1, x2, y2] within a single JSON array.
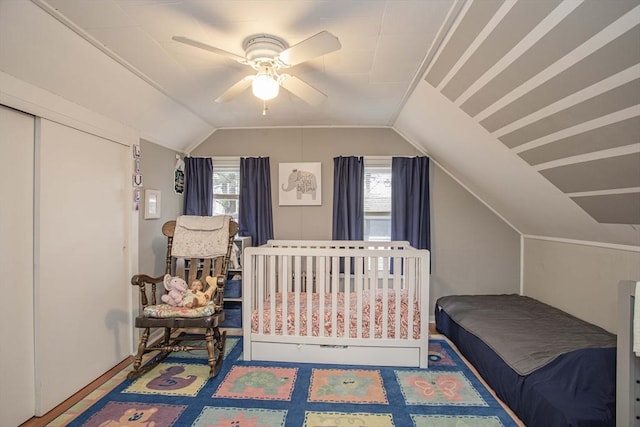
[[395, 0, 639, 246], [0, 0, 638, 247]]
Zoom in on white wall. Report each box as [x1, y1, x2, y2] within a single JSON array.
[[0, 105, 35, 426], [523, 237, 640, 333]]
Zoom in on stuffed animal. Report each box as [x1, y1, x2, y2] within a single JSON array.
[[184, 279, 211, 308], [204, 276, 219, 301], [161, 274, 189, 306]]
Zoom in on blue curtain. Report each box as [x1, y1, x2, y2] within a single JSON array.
[[183, 157, 213, 216], [332, 156, 364, 240], [239, 157, 274, 246], [391, 156, 430, 250]]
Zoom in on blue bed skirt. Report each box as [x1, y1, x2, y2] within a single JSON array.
[[435, 306, 616, 427]]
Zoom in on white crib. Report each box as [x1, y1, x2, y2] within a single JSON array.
[[242, 240, 430, 368]]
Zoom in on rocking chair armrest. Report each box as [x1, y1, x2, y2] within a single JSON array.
[[131, 273, 165, 307], [131, 274, 165, 287]]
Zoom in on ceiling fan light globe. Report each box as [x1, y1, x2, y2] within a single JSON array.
[[252, 74, 279, 101]]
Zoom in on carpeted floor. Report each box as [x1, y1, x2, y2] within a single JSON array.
[[49, 336, 520, 426]]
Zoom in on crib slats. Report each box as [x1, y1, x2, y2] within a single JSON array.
[[344, 255, 351, 338], [247, 244, 428, 344], [294, 256, 301, 336], [268, 255, 275, 335], [355, 256, 363, 339], [369, 262, 376, 339], [306, 256, 313, 337], [393, 256, 401, 339], [331, 256, 339, 337], [381, 256, 389, 340], [318, 256, 326, 337], [257, 254, 265, 334]]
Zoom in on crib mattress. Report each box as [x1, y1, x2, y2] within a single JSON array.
[[251, 290, 421, 339]]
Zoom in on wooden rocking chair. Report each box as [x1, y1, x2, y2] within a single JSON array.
[[129, 216, 238, 379]]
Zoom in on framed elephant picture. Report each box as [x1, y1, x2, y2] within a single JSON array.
[[279, 162, 322, 206]]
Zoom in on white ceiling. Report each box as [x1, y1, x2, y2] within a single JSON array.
[[30, 0, 455, 138], [0, 0, 638, 247]]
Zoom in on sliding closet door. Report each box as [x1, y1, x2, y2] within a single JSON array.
[[36, 118, 130, 415], [0, 106, 35, 426]]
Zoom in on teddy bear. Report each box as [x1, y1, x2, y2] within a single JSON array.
[[161, 274, 189, 306], [183, 278, 217, 308]]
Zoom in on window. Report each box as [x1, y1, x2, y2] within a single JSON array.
[[363, 158, 392, 241], [212, 158, 240, 221]]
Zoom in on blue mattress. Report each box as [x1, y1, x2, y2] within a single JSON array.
[[435, 303, 616, 427]]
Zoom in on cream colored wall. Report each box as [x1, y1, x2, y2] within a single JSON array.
[[431, 166, 521, 304], [192, 127, 522, 310], [523, 238, 640, 333]]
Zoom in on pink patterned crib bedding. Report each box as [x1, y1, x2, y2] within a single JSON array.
[[251, 289, 421, 339]]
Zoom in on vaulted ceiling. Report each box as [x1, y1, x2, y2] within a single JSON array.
[[1, 0, 638, 247]]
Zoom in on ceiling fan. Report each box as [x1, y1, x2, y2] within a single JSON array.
[[172, 31, 341, 110]]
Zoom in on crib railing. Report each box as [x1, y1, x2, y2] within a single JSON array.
[[242, 245, 429, 342], [265, 239, 413, 250]]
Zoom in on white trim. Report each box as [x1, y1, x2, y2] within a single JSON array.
[[423, 0, 472, 79], [390, 0, 467, 125], [493, 64, 640, 139], [184, 128, 218, 156], [534, 143, 640, 171], [30, 0, 212, 127], [212, 156, 242, 165], [565, 187, 640, 198], [212, 125, 392, 131], [523, 234, 640, 253], [364, 156, 392, 167], [512, 105, 640, 154], [0, 76, 138, 147], [392, 127, 523, 235]]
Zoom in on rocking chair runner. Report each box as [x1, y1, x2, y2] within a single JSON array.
[[129, 216, 239, 379]]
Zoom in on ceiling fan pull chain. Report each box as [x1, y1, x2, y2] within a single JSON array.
[[262, 100, 268, 116]]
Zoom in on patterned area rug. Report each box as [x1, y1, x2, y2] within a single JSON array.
[[51, 336, 519, 426]]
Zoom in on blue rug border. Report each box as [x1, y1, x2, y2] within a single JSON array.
[[67, 337, 518, 427]]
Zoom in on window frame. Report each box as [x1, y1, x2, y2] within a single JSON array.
[[363, 157, 392, 241], [212, 157, 241, 221]]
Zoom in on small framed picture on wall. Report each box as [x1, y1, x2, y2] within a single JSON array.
[[144, 189, 161, 219]]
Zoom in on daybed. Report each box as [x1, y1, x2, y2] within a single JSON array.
[[242, 240, 430, 367], [435, 294, 616, 427]]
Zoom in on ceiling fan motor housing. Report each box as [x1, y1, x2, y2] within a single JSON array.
[[243, 34, 287, 66]]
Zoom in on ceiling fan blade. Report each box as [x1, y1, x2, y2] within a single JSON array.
[[277, 31, 341, 67], [280, 75, 327, 105], [215, 76, 253, 103], [172, 36, 247, 63]]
